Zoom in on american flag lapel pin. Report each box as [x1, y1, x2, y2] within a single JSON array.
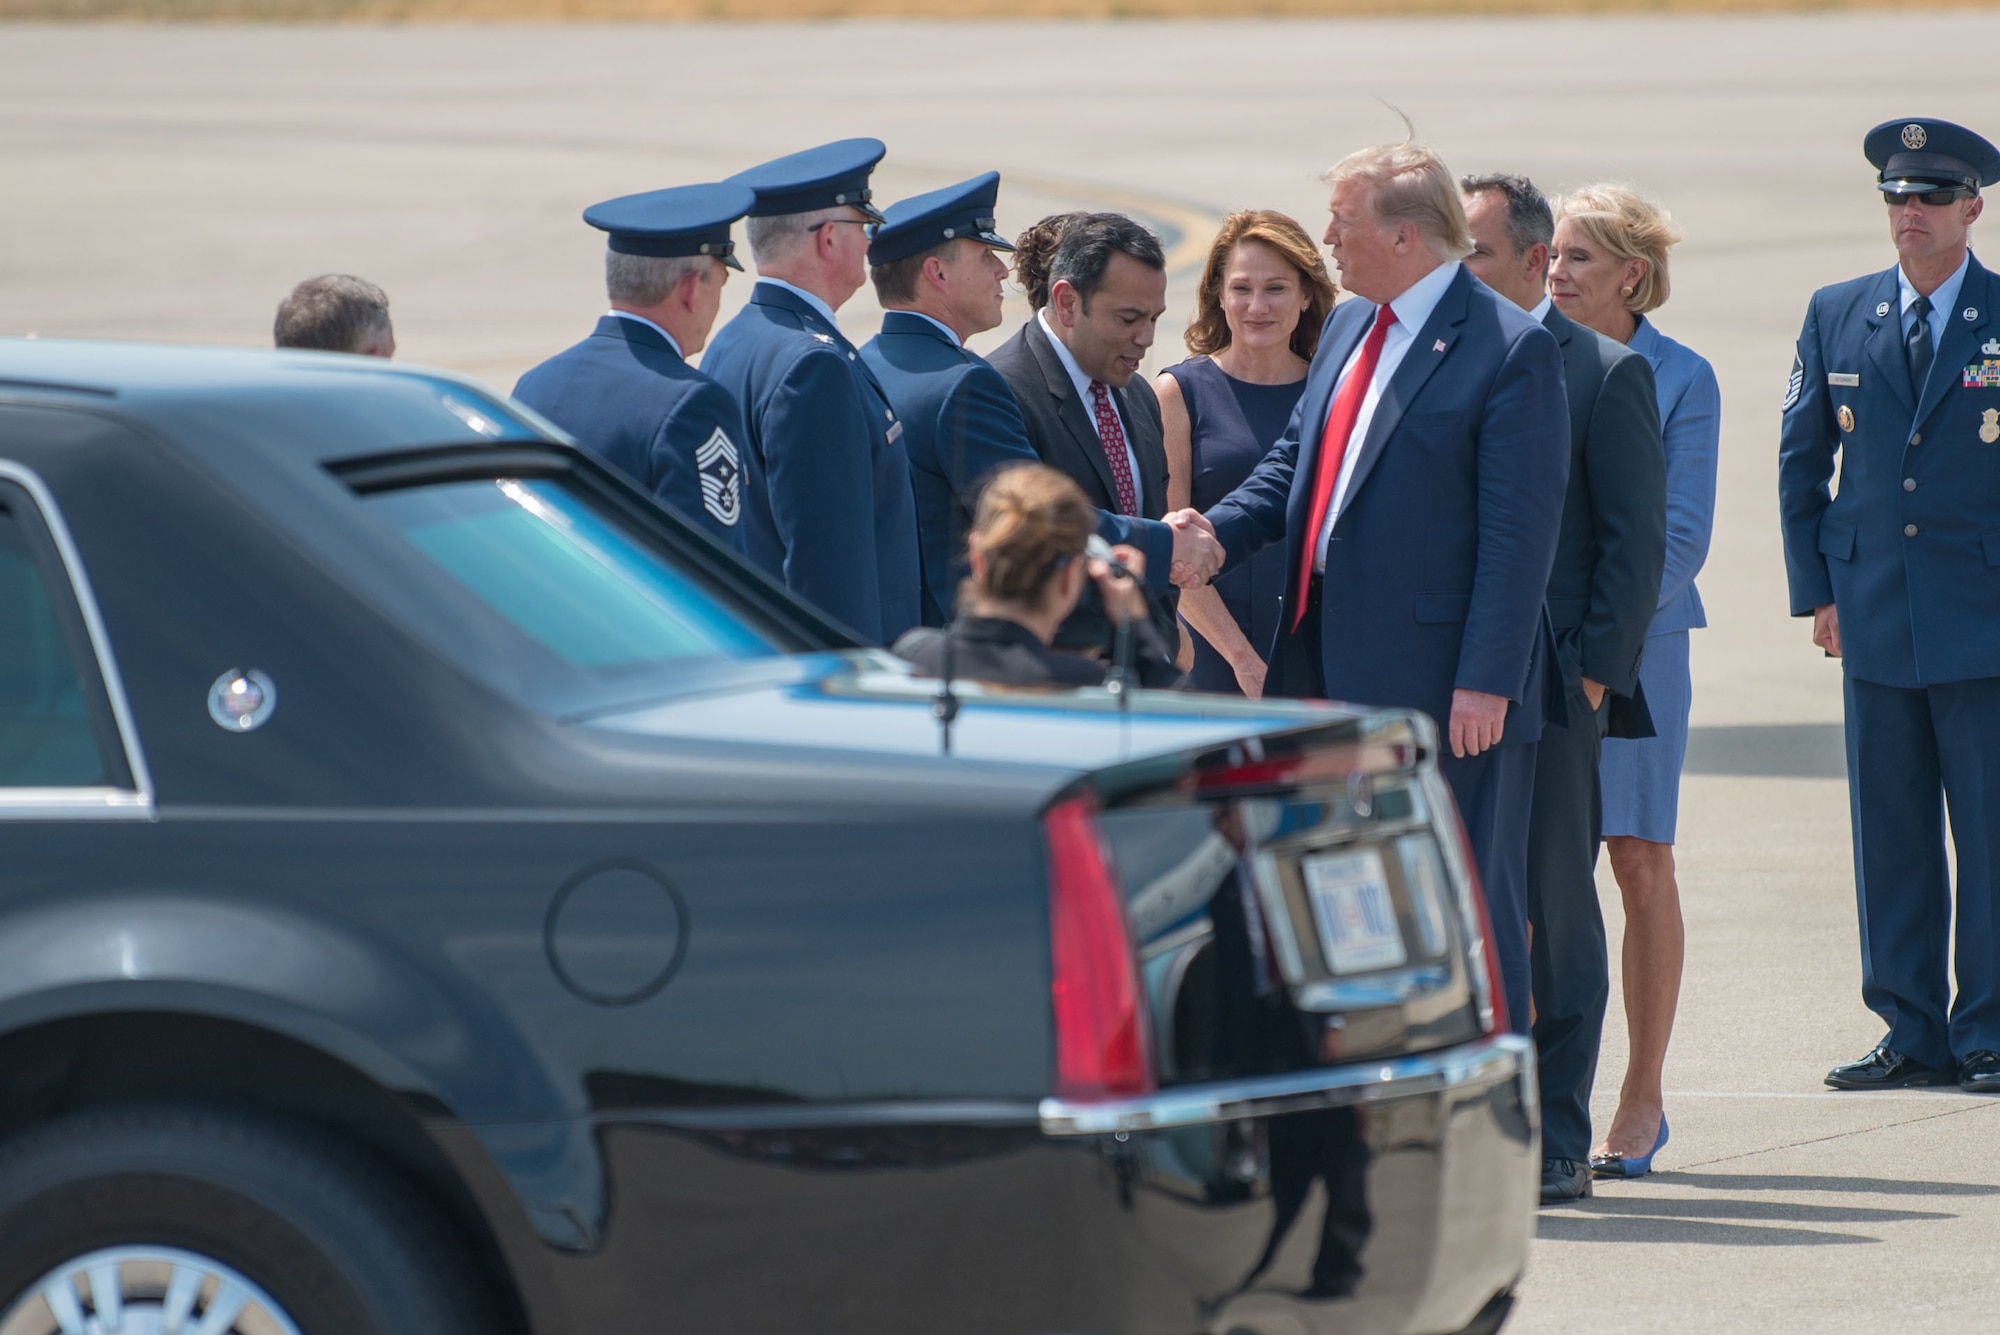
[[1433, 339, 1447, 353]]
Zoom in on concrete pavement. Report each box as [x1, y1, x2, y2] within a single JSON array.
[[4, 13, 1998, 1329]]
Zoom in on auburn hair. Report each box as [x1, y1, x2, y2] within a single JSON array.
[[1012, 212, 1083, 311], [1184, 210, 1338, 360], [963, 463, 1095, 606]]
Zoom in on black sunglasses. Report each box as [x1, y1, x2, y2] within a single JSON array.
[[1886, 187, 1974, 207]]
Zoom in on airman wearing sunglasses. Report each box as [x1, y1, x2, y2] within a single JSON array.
[[1779, 118, 2000, 1097]]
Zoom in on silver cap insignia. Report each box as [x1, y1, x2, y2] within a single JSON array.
[[1903, 123, 1928, 150]]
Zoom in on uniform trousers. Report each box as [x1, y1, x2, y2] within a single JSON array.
[[1525, 682, 1611, 1163], [1845, 673, 2000, 1068]]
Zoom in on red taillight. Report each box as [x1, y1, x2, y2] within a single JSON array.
[[1451, 807, 1510, 1035], [1044, 792, 1154, 1100]]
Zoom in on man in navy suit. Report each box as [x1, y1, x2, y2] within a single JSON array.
[[1781, 118, 2000, 1096], [1201, 142, 1570, 1045], [860, 177, 1220, 623], [513, 183, 753, 549], [701, 139, 923, 645]]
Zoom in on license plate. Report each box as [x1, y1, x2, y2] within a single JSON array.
[[1302, 847, 1407, 975]]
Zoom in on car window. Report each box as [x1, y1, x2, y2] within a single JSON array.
[[0, 486, 109, 786], [364, 477, 779, 671]]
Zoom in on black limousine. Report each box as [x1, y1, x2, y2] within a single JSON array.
[[0, 340, 1536, 1335]]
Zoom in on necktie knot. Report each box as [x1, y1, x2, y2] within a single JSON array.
[[1374, 304, 1398, 333], [1911, 293, 1934, 321]]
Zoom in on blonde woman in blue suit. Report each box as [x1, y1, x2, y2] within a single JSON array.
[[1550, 185, 1720, 1177]]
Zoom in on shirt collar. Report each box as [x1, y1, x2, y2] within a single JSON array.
[[756, 276, 842, 331], [894, 309, 962, 347], [1037, 308, 1098, 401], [1383, 260, 1461, 337], [1900, 250, 1972, 319], [1529, 293, 1553, 324], [607, 309, 683, 360]]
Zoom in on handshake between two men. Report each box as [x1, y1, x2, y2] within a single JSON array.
[[1164, 508, 1225, 589]]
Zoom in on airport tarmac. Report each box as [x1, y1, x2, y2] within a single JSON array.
[[4, 13, 1999, 1330]]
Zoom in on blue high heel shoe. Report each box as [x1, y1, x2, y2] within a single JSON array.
[[1589, 1115, 1669, 1179]]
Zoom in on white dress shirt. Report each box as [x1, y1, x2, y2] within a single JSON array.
[[897, 309, 962, 347], [1530, 293, 1553, 324], [1037, 309, 1143, 510], [608, 309, 683, 360], [1899, 249, 1972, 358], [756, 277, 843, 334], [1314, 260, 1462, 573]]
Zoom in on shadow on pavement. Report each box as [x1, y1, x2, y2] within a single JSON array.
[[1665, 1171, 2000, 1197], [1559, 1195, 1950, 1225], [1683, 724, 1845, 779], [1534, 1212, 1876, 1246]]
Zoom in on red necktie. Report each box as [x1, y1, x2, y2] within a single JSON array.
[[1293, 304, 1397, 629], [1090, 381, 1140, 516]]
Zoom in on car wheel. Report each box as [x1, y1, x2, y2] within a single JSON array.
[[0, 1103, 500, 1335]]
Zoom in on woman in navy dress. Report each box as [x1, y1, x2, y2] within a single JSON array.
[[1550, 185, 1720, 1175], [1156, 211, 1337, 696]]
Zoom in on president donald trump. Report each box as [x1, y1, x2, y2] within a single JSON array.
[[1201, 141, 1570, 1036]]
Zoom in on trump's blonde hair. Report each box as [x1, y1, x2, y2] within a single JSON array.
[[1555, 184, 1683, 315], [1324, 142, 1474, 263]]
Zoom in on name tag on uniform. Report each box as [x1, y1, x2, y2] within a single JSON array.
[[1827, 372, 1860, 386], [886, 420, 904, 444]]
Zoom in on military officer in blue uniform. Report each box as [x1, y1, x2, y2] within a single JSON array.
[[1780, 118, 2000, 1095], [514, 182, 752, 549], [859, 172, 1188, 623], [701, 139, 923, 644]]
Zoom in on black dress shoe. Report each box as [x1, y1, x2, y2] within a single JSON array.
[[1540, 1157, 1591, 1204], [1961, 1051, 2000, 1094], [1824, 1045, 1956, 1090]]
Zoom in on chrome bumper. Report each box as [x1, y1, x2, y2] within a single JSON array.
[[1038, 1031, 1536, 1137]]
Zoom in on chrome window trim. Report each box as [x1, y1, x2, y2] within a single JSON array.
[[1039, 1032, 1533, 1136], [0, 461, 155, 819]]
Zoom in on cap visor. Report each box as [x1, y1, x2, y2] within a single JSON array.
[[975, 229, 1017, 252], [723, 253, 745, 272], [857, 202, 888, 224]]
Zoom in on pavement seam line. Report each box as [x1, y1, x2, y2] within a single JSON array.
[[1674, 1100, 2000, 1172]]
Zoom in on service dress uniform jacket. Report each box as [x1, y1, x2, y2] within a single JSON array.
[[985, 316, 1178, 653], [859, 312, 1039, 624], [513, 315, 748, 550], [699, 283, 923, 645], [1780, 252, 2000, 1067]]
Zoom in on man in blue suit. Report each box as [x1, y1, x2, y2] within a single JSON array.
[[1781, 118, 2000, 1096], [514, 183, 753, 549], [701, 139, 922, 645], [1201, 142, 1570, 1049], [859, 174, 1219, 623]]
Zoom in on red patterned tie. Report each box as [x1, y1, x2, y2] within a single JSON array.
[[1090, 381, 1140, 516], [1293, 304, 1397, 629]]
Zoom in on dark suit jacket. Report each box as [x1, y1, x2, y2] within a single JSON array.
[[1207, 266, 1570, 747], [512, 315, 748, 550], [1542, 305, 1667, 737], [986, 316, 1177, 651]]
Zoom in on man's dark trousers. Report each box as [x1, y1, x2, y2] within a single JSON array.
[[1527, 677, 1611, 1161], [1845, 673, 2000, 1068]]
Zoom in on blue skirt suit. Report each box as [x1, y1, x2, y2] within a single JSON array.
[[1161, 356, 1304, 694], [1600, 316, 1721, 843]]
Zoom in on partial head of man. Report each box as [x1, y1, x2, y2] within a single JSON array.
[[1461, 172, 1554, 313], [1866, 118, 1998, 281], [732, 138, 887, 313], [1044, 213, 1167, 388], [1321, 141, 1474, 306], [273, 275, 394, 358], [586, 181, 754, 358], [868, 171, 1016, 344]]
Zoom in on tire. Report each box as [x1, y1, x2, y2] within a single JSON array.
[[0, 1102, 501, 1335]]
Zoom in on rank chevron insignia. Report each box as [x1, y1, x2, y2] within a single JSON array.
[[696, 426, 742, 526]]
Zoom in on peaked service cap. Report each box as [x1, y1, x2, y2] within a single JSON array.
[[1866, 117, 2000, 195], [730, 138, 887, 223], [583, 181, 755, 270], [867, 171, 1015, 265]]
